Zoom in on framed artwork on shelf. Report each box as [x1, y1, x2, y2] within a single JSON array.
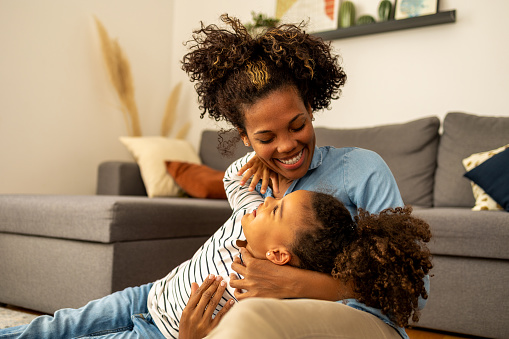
[[395, 0, 439, 20]]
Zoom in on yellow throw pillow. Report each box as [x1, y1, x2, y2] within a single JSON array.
[[462, 144, 509, 211], [120, 137, 201, 198]]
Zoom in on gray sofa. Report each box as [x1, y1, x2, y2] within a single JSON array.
[[0, 112, 508, 338]]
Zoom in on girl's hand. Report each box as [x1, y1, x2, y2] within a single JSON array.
[[229, 248, 296, 300], [179, 275, 235, 339], [237, 155, 279, 195]]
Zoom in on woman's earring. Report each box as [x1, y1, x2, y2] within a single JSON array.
[[266, 251, 271, 257], [245, 142, 250, 147]]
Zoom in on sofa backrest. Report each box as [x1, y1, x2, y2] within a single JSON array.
[[434, 112, 509, 207], [199, 117, 441, 207], [315, 117, 441, 207]]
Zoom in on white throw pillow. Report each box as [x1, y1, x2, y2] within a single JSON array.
[[120, 137, 201, 198]]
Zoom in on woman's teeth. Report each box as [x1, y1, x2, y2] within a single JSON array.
[[279, 150, 303, 165]]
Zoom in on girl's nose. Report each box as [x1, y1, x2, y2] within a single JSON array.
[[264, 196, 274, 205]]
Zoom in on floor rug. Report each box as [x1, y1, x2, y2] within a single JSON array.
[[0, 306, 41, 329]]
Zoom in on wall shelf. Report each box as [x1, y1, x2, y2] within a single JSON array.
[[314, 10, 456, 40]]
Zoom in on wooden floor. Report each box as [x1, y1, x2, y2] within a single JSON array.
[[407, 327, 490, 339]]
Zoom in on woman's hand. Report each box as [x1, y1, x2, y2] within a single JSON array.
[[230, 248, 297, 300], [179, 274, 235, 339], [230, 248, 351, 301], [237, 155, 279, 195]]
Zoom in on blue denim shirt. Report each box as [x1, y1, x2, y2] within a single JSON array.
[[257, 146, 404, 216], [342, 299, 409, 339]]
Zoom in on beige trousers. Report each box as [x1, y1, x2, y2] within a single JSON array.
[[206, 298, 402, 339]]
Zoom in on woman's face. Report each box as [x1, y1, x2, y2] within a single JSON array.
[[241, 86, 316, 181], [241, 190, 313, 264]]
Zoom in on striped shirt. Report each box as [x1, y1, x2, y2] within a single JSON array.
[[147, 152, 261, 338]]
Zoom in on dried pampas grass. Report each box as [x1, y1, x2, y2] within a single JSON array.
[[95, 17, 189, 139], [95, 17, 141, 137], [160, 81, 190, 140]]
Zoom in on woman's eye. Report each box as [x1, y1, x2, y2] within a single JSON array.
[[272, 205, 278, 215], [292, 123, 305, 132], [259, 138, 274, 144]]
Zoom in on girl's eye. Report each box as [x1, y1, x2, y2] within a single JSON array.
[[272, 205, 278, 215]]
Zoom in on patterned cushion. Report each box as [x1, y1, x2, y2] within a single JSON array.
[[462, 144, 509, 210]]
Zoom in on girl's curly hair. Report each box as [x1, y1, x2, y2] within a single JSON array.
[[290, 192, 433, 328], [182, 14, 346, 134]]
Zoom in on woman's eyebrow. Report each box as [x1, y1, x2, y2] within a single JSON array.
[[279, 200, 284, 219], [254, 129, 271, 135], [253, 114, 305, 135]]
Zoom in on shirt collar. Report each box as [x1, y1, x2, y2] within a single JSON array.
[[308, 146, 323, 170]]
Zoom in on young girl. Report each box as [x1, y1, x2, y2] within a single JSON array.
[[180, 190, 433, 339]]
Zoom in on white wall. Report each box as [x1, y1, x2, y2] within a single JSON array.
[[1, 0, 508, 195], [322, 0, 509, 129], [0, 0, 174, 194]]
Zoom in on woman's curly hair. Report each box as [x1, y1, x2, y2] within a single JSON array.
[[182, 14, 346, 134], [290, 192, 433, 328]]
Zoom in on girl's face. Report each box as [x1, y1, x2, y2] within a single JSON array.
[[241, 190, 313, 265], [241, 86, 316, 181]]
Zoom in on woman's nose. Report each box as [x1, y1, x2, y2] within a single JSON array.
[[277, 133, 298, 153]]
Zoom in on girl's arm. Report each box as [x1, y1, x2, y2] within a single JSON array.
[[179, 275, 234, 339], [223, 152, 263, 212], [236, 155, 279, 195]]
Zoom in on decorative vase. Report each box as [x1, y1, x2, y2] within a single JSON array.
[[357, 15, 376, 25], [339, 1, 356, 28], [378, 0, 393, 21]]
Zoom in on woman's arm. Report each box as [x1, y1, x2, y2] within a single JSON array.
[[230, 248, 354, 301]]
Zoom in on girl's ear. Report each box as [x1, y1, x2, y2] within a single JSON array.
[[266, 249, 291, 266]]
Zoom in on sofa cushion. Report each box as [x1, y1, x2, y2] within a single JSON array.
[[166, 161, 227, 199], [0, 195, 231, 243], [434, 112, 509, 207], [413, 208, 509, 260], [462, 144, 509, 211], [315, 116, 440, 207], [464, 148, 509, 212], [120, 137, 201, 198]]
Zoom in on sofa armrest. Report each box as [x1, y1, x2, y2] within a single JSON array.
[[96, 161, 147, 196]]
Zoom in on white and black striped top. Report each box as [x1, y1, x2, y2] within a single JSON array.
[[147, 152, 262, 338]]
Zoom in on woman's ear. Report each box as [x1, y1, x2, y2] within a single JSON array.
[[266, 249, 291, 266], [237, 128, 250, 147]]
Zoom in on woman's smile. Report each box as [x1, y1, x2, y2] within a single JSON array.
[[275, 148, 306, 170]]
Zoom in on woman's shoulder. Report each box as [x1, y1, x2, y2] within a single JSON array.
[[320, 146, 385, 164]]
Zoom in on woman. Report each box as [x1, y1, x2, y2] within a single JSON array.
[[181, 13, 411, 302]]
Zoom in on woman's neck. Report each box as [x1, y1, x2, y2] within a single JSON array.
[[273, 177, 293, 199]]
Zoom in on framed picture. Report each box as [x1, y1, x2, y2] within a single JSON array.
[[394, 0, 439, 20]]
